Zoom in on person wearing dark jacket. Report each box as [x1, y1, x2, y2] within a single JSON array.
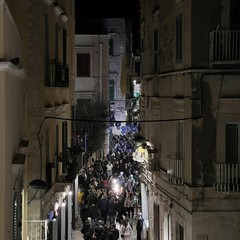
[[93, 219, 108, 240], [80, 204, 90, 224], [108, 222, 119, 240], [81, 218, 92, 239], [88, 203, 100, 225], [98, 194, 109, 223], [136, 213, 144, 240], [108, 197, 117, 222]]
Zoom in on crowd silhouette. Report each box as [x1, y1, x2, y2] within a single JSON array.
[[77, 134, 143, 240]]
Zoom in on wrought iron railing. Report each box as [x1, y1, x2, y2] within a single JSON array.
[[215, 163, 240, 192], [24, 220, 48, 240], [45, 59, 69, 87], [209, 30, 240, 63], [166, 159, 183, 186]]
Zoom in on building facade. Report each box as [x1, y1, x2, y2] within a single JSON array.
[[75, 34, 109, 102], [74, 34, 109, 158], [106, 18, 133, 136], [1, 0, 76, 239], [139, 0, 240, 239], [0, 1, 25, 239]]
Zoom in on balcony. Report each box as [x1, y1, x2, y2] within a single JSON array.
[[166, 159, 183, 186], [209, 30, 240, 65], [215, 163, 240, 192], [24, 220, 48, 240], [45, 60, 69, 87]]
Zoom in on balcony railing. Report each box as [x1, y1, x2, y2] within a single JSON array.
[[215, 163, 240, 192], [45, 60, 69, 87], [24, 220, 48, 240], [166, 159, 183, 186], [209, 30, 240, 64]]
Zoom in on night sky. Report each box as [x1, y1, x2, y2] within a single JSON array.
[[75, 0, 140, 52]]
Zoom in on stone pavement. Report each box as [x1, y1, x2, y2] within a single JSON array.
[[71, 216, 138, 240]]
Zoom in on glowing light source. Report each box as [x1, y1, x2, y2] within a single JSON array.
[[61, 200, 66, 207], [113, 183, 120, 194]]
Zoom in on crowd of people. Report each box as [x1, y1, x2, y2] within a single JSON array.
[[77, 134, 144, 240]]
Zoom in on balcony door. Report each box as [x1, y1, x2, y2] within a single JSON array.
[[154, 203, 160, 240], [226, 123, 239, 164]]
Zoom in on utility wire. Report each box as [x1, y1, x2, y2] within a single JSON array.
[[42, 115, 202, 123], [27, 114, 202, 204]]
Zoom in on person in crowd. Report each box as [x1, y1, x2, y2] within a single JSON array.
[[88, 203, 100, 226], [77, 188, 85, 213], [78, 170, 86, 187], [96, 188, 103, 205], [107, 222, 120, 240], [93, 218, 108, 240], [106, 161, 114, 178], [98, 193, 109, 223], [123, 163, 130, 177], [125, 193, 135, 219], [116, 194, 126, 221], [119, 159, 125, 173], [108, 196, 118, 223], [87, 189, 98, 207], [81, 217, 92, 239], [126, 175, 135, 193], [113, 160, 120, 175], [118, 172, 125, 187], [80, 204, 90, 224], [136, 212, 144, 240], [119, 218, 133, 240]]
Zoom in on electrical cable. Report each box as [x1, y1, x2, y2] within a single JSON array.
[[27, 114, 202, 204], [42, 115, 202, 123]]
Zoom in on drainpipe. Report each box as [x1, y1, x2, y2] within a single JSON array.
[[99, 42, 103, 101]]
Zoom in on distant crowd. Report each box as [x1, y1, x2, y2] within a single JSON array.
[[77, 134, 144, 240]]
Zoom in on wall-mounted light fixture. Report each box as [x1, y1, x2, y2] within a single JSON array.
[[43, 0, 55, 5], [52, 211, 58, 222], [60, 14, 69, 23], [54, 5, 64, 16], [61, 200, 66, 207]]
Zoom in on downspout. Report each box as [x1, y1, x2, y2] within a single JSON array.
[[99, 42, 103, 101]]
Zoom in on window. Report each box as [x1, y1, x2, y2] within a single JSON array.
[[176, 14, 182, 63], [164, 214, 172, 240], [45, 14, 49, 84], [109, 79, 115, 101], [226, 123, 239, 164], [55, 22, 59, 59], [77, 53, 90, 77], [109, 39, 114, 56], [46, 128, 50, 163], [230, 0, 240, 29], [62, 28, 67, 64], [46, 128, 51, 189], [153, 30, 159, 72], [176, 223, 184, 240], [176, 121, 183, 160], [62, 121, 68, 174], [141, 38, 144, 52], [154, 203, 160, 240], [55, 125, 59, 180]]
